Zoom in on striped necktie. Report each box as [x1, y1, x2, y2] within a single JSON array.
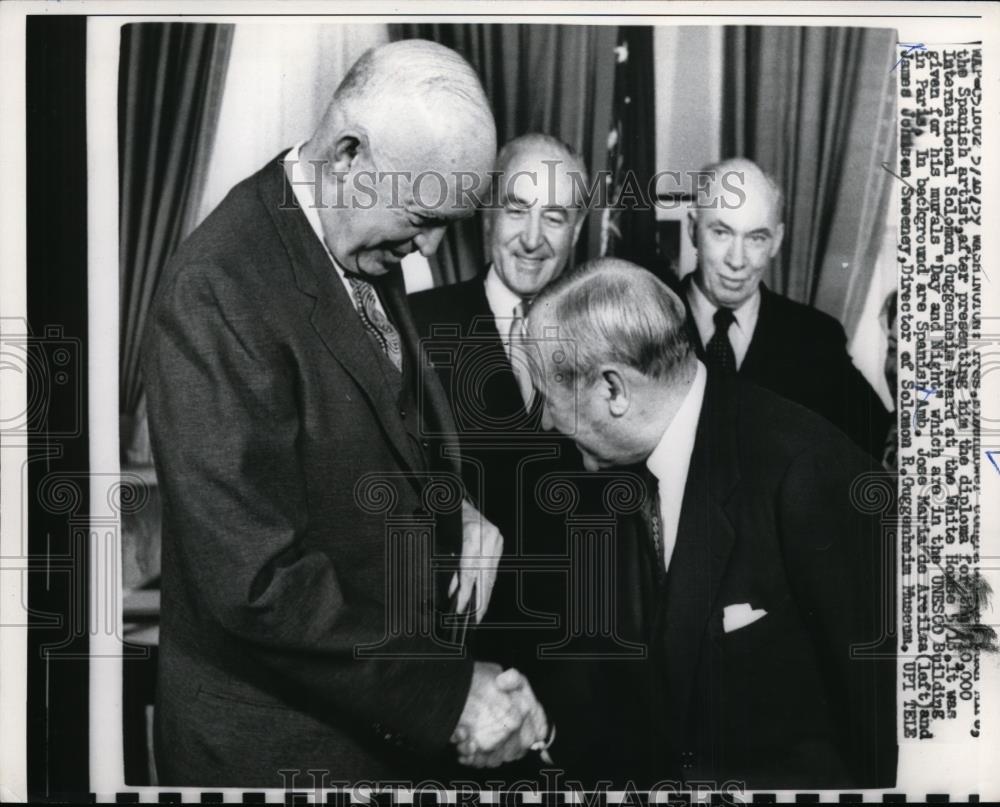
[[348, 276, 402, 373], [509, 301, 536, 411]]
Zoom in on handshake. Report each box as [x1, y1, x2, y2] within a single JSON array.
[[451, 662, 551, 768]]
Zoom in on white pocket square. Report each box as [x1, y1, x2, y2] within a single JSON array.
[[722, 603, 768, 633]]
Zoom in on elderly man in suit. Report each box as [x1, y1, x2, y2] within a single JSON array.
[[143, 40, 547, 787], [683, 157, 890, 458], [525, 257, 897, 789]]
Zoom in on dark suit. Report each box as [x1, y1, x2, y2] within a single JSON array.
[[143, 154, 472, 787], [683, 276, 891, 459], [409, 277, 579, 665], [594, 373, 897, 789], [409, 278, 599, 779]]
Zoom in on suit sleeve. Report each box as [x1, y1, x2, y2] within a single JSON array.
[[143, 262, 473, 753], [776, 441, 898, 787], [820, 317, 892, 460]]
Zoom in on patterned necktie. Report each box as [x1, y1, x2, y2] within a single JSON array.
[[705, 307, 737, 373], [348, 276, 402, 373], [640, 466, 665, 579], [509, 301, 536, 411]]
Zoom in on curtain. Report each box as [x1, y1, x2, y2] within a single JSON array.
[[601, 26, 659, 274], [389, 23, 619, 285], [195, 24, 388, 226], [118, 23, 234, 446], [721, 26, 897, 336]]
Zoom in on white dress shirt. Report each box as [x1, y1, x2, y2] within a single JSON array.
[[483, 265, 526, 359], [686, 277, 761, 370], [483, 265, 536, 409], [283, 142, 386, 319], [645, 360, 708, 574]]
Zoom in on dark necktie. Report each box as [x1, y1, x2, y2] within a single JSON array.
[[705, 307, 737, 373], [348, 275, 403, 372], [639, 466, 665, 579]]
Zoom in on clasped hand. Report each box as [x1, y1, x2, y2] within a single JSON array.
[[451, 662, 549, 768]]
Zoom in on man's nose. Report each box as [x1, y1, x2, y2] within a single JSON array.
[[725, 236, 746, 269], [519, 212, 544, 252], [415, 225, 447, 257]]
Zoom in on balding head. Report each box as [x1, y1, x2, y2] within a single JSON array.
[[529, 257, 694, 389], [525, 257, 697, 470], [324, 40, 495, 163], [693, 157, 783, 222], [494, 133, 589, 199], [687, 157, 785, 309], [301, 40, 497, 277]]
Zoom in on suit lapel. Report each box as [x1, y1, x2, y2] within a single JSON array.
[[737, 284, 772, 376], [257, 154, 424, 477], [680, 273, 708, 358], [657, 372, 741, 727], [384, 273, 463, 480], [469, 280, 538, 426]]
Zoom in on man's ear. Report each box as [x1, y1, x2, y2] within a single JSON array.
[[769, 221, 785, 259], [686, 209, 699, 247], [599, 366, 630, 417], [329, 131, 366, 174]]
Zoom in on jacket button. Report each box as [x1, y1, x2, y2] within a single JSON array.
[[399, 408, 407, 418]]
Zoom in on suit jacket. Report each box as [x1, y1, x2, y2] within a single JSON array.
[[143, 154, 473, 787], [682, 276, 891, 459], [409, 278, 600, 779], [408, 277, 581, 664], [593, 373, 897, 789]]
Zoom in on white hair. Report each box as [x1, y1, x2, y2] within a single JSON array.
[[330, 39, 493, 133], [530, 257, 695, 387]]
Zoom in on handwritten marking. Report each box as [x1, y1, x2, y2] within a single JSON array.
[[881, 161, 915, 190], [892, 42, 928, 72], [912, 386, 937, 431], [987, 451, 1000, 476]]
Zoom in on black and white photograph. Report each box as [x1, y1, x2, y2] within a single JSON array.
[[1, 2, 998, 803]]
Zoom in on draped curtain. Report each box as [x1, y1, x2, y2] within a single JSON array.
[[195, 24, 388, 226], [118, 23, 234, 453], [389, 23, 619, 285], [721, 26, 897, 336]]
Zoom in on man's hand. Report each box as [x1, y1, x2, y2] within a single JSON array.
[[449, 499, 503, 623], [451, 664, 549, 768]]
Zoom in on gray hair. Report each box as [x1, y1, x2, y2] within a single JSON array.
[[695, 156, 784, 221], [327, 39, 493, 136], [494, 133, 590, 207], [530, 257, 694, 387]]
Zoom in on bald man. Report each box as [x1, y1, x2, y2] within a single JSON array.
[[526, 257, 897, 788], [143, 41, 546, 786], [684, 158, 890, 458]]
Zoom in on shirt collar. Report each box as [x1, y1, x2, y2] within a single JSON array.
[[687, 274, 761, 335], [285, 142, 325, 245], [484, 264, 527, 322], [646, 360, 708, 483], [285, 142, 353, 276]]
